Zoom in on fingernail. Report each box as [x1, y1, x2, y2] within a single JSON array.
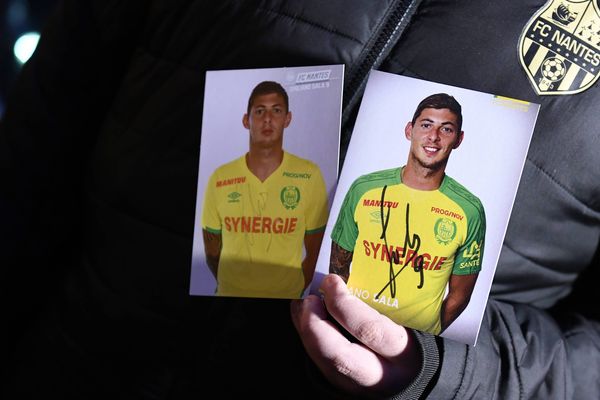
[[320, 274, 334, 290]]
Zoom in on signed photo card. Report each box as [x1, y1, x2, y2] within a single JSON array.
[[190, 65, 343, 300], [310, 70, 540, 345]]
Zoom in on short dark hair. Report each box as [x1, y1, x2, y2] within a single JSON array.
[[411, 93, 462, 131], [247, 81, 289, 114]]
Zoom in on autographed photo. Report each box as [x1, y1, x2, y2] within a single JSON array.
[[311, 70, 539, 345], [190, 65, 343, 299]]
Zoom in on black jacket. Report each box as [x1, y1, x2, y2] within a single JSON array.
[[3, 1, 600, 399]]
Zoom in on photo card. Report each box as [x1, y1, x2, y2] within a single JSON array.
[[190, 64, 344, 299], [310, 70, 540, 346]]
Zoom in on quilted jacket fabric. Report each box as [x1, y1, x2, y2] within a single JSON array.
[[3, 1, 600, 398]]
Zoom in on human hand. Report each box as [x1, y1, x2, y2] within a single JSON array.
[[291, 274, 422, 398]]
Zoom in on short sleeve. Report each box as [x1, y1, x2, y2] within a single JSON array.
[[453, 201, 486, 275], [201, 172, 222, 234], [330, 180, 360, 252], [305, 166, 329, 234]]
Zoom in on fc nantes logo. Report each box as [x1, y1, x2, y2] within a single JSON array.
[[280, 186, 300, 209], [519, 0, 600, 95], [434, 218, 456, 245]]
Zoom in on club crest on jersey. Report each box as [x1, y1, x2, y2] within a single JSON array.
[[519, 0, 600, 95], [434, 218, 456, 245], [280, 186, 300, 209]]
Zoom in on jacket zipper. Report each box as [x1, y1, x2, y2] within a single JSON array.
[[340, 0, 423, 161]]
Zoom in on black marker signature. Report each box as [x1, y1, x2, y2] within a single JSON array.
[[375, 186, 424, 300]]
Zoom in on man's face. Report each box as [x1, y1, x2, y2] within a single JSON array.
[[405, 107, 464, 171], [243, 92, 291, 149]]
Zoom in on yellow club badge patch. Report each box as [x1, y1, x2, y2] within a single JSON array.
[[519, 0, 600, 95]]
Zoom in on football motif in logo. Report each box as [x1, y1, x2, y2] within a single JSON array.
[[541, 57, 567, 81]]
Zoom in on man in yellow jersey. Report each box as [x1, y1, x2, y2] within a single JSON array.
[[330, 93, 486, 335], [202, 81, 329, 299]]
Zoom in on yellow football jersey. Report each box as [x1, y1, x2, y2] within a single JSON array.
[[202, 151, 328, 299], [331, 167, 485, 334]]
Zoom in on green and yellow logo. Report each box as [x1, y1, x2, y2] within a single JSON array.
[[369, 210, 382, 224], [227, 191, 242, 203], [434, 218, 457, 245], [463, 241, 482, 261], [460, 241, 483, 269], [280, 186, 300, 209]]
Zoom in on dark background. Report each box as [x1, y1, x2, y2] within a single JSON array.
[[0, 0, 58, 120], [1, 0, 599, 329]]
